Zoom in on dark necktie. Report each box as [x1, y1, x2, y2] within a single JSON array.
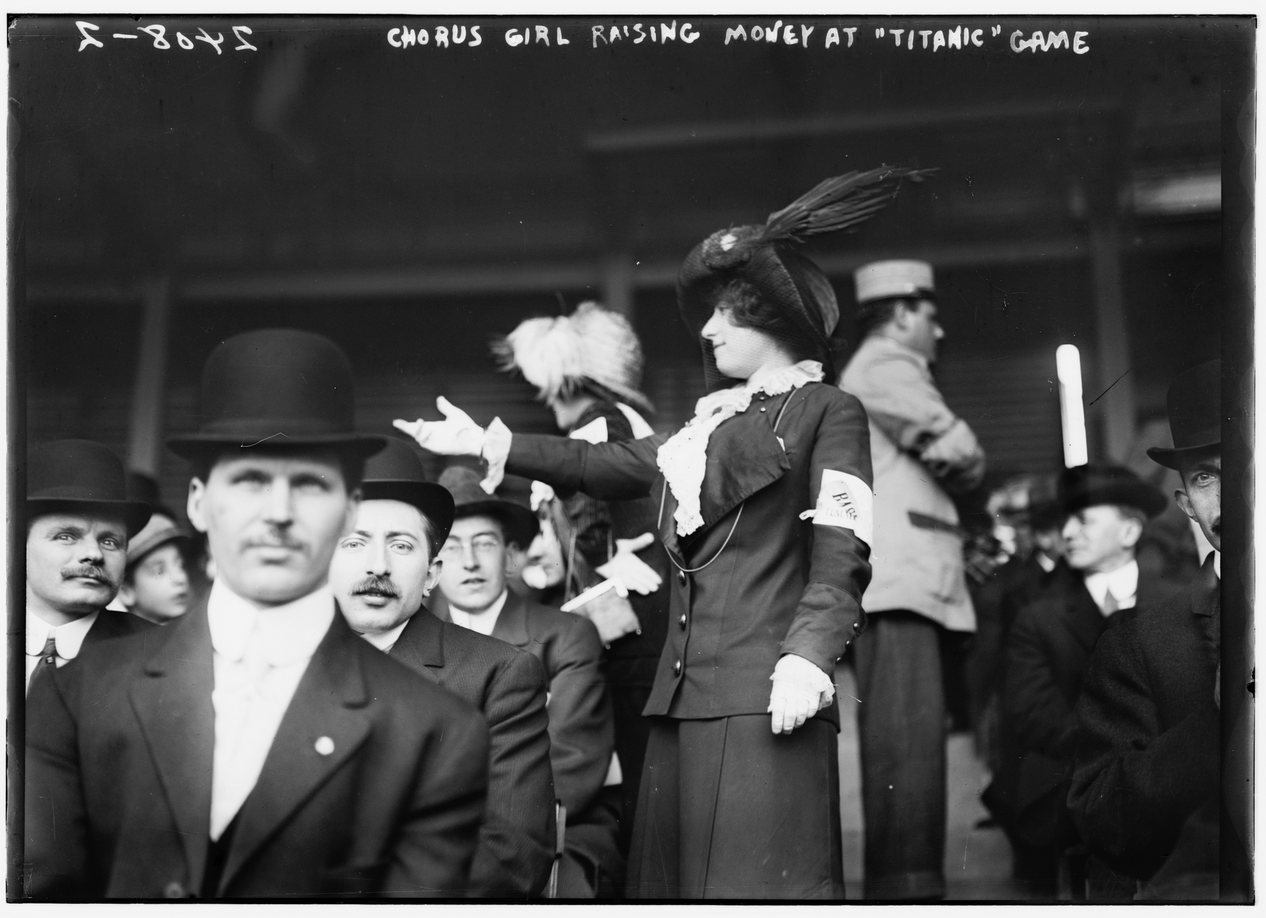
[[1102, 589, 1119, 615], [27, 634, 58, 695]]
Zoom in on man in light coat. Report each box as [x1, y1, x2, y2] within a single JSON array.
[[839, 259, 985, 900]]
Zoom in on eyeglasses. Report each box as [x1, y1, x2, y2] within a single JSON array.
[[439, 535, 503, 559]]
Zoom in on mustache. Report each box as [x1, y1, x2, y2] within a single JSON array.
[[61, 565, 112, 583], [351, 575, 399, 597]]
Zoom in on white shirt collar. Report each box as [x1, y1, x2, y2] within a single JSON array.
[[360, 617, 410, 653], [1035, 552, 1057, 574], [448, 589, 509, 637], [26, 607, 100, 659], [1213, 550, 1221, 580], [207, 579, 336, 668], [1083, 559, 1139, 616]]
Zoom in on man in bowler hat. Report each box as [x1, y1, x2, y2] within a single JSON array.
[[24, 328, 490, 899], [25, 439, 154, 695], [1069, 359, 1242, 899], [431, 466, 624, 898], [997, 464, 1181, 895], [329, 437, 556, 897]]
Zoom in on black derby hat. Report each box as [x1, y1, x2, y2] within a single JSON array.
[[1059, 463, 1168, 519], [168, 328, 386, 460], [437, 466, 539, 549], [1147, 359, 1221, 470], [360, 438, 456, 544], [28, 439, 153, 536]]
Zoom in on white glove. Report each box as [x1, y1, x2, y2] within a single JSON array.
[[767, 654, 835, 735], [595, 532, 663, 595], [393, 397, 486, 457]]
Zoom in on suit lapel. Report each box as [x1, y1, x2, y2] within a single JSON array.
[[128, 599, 215, 891], [389, 605, 444, 685], [686, 402, 790, 545], [491, 592, 530, 650], [218, 609, 373, 893], [1064, 576, 1107, 653]]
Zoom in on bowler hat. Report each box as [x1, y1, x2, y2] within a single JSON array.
[[28, 439, 152, 536], [360, 437, 456, 545], [1147, 359, 1221, 470], [1059, 463, 1168, 519], [168, 328, 386, 460], [438, 466, 539, 548]]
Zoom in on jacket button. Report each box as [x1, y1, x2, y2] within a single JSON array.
[[164, 881, 185, 899], [677, 570, 687, 586], [679, 613, 687, 629], [853, 620, 864, 634], [673, 659, 682, 675]]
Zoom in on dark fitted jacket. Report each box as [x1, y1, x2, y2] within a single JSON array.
[[1068, 557, 1220, 880], [24, 597, 490, 899], [389, 608, 555, 898], [993, 565, 1181, 845], [432, 591, 621, 888], [505, 382, 872, 727]]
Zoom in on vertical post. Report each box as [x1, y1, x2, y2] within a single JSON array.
[[126, 277, 172, 477], [1087, 217, 1137, 462]]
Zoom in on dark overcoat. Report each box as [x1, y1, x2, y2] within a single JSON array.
[[390, 608, 555, 898], [507, 382, 872, 722], [24, 596, 490, 899], [432, 591, 622, 892], [992, 565, 1181, 845], [1067, 557, 1220, 881], [504, 381, 872, 897]]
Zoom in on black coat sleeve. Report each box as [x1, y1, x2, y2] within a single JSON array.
[[1004, 603, 1077, 758], [1067, 623, 1219, 878], [467, 650, 556, 897]]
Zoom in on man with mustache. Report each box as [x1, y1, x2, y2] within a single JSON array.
[[24, 329, 490, 899], [1069, 359, 1240, 899], [330, 437, 556, 897], [25, 439, 155, 696], [431, 466, 624, 898]]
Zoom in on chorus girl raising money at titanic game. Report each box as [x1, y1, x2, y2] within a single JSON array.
[[397, 166, 928, 899]]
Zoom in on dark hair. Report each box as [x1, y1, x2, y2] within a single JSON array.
[[712, 278, 820, 363], [188, 445, 366, 491], [856, 296, 917, 340], [419, 514, 445, 561]]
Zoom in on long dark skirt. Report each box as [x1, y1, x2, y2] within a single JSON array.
[[626, 714, 844, 899]]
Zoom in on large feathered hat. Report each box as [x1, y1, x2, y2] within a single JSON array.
[[493, 301, 654, 414], [677, 166, 933, 389]]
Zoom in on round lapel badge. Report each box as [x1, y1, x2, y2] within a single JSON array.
[[314, 736, 335, 756]]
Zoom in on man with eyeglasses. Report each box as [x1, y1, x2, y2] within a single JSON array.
[[432, 466, 624, 899]]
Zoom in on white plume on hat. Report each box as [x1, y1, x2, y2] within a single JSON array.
[[494, 301, 654, 414]]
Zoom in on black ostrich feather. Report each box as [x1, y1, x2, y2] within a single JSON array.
[[761, 165, 936, 244]]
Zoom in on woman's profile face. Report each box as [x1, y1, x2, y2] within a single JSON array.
[[701, 301, 790, 381]]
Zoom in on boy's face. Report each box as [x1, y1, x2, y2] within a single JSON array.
[[120, 541, 191, 624]]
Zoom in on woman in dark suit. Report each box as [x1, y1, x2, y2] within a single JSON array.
[[399, 169, 922, 899]]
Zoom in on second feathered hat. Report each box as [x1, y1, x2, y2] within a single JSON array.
[[493, 301, 654, 415]]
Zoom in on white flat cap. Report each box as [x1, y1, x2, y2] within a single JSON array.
[[854, 259, 935, 303]]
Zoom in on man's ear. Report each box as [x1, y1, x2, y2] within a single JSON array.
[[187, 478, 209, 534], [423, 558, 443, 597], [1120, 515, 1144, 550], [1175, 487, 1196, 523]]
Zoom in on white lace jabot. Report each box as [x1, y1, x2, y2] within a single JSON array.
[[656, 360, 823, 536]]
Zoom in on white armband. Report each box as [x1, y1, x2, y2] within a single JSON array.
[[799, 469, 874, 547]]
